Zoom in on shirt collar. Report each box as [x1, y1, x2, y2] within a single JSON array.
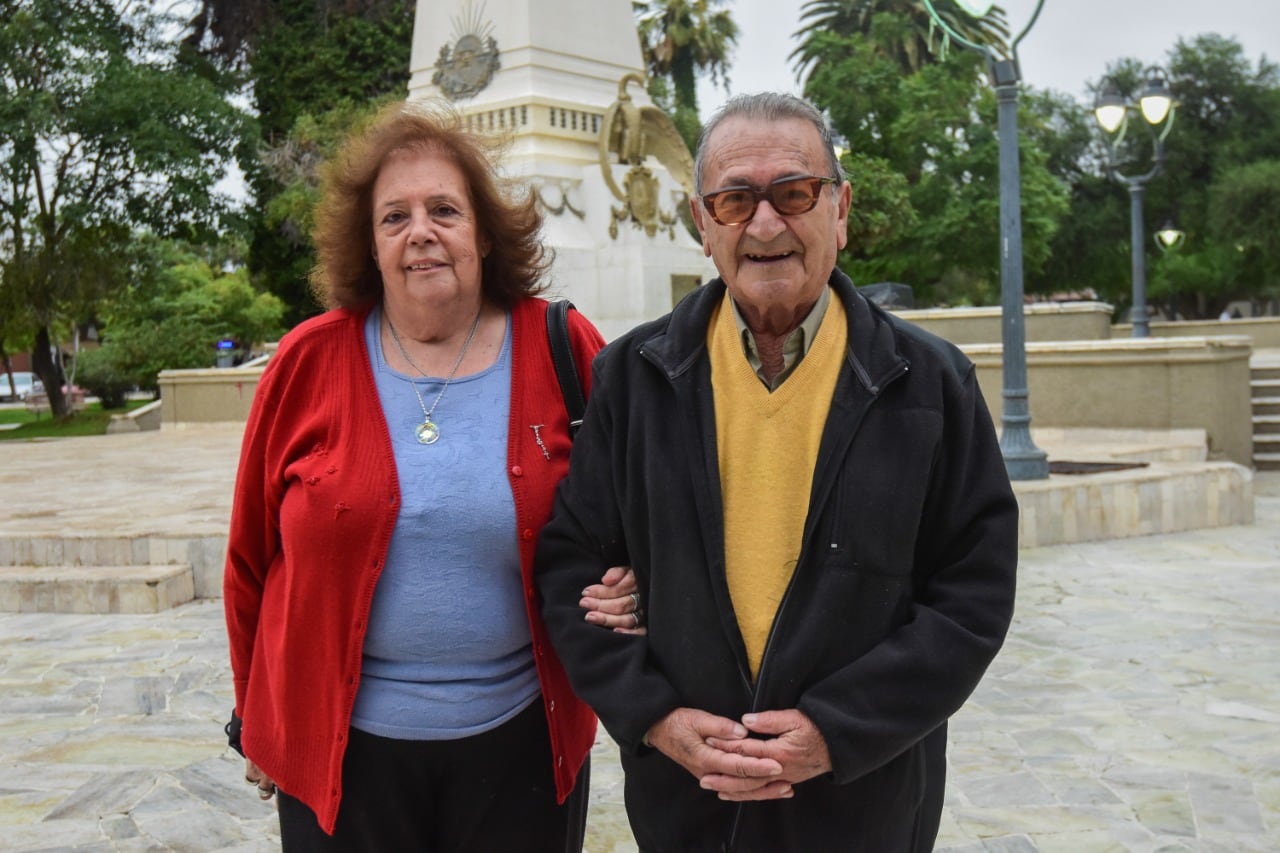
[[730, 287, 831, 390]]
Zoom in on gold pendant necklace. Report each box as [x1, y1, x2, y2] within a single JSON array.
[[385, 309, 482, 445]]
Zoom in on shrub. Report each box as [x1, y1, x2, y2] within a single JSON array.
[[74, 346, 136, 409]]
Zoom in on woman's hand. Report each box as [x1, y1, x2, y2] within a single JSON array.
[[245, 758, 278, 801], [579, 565, 646, 634]]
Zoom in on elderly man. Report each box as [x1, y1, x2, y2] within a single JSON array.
[[536, 93, 1019, 852]]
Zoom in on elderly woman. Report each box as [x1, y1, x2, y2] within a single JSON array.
[[223, 100, 637, 850]]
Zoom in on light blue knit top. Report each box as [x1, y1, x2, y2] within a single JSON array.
[[350, 307, 538, 740]]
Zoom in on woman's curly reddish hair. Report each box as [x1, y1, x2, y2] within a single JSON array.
[[310, 99, 550, 310]]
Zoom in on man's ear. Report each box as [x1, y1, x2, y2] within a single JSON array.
[[834, 181, 853, 251], [689, 196, 712, 257]]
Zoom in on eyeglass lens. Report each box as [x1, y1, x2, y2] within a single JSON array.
[[702, 176, 833, 226]]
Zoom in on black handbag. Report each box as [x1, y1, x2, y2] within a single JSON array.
[[546, 299, 587, 440]]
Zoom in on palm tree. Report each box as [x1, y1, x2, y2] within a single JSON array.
[[633, 0, 740, 151], [790, 0, 1009, 82]]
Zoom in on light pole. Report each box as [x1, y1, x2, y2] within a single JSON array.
[[1154, 219, 1185, 253], [1154, 219, 1185, 321], [1093, 68, 1176, 337], [922, 0, 1048, 481]]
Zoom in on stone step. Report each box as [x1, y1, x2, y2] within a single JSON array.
[[1254, 415, 1280, 435], [0, 564, 194, 614], [1252, 378, 1280, 395], [1255, 452, 1280, 471], [1016, 461, 1251, 548], [1254, 434, 1280, 453], [1254, 400, 1280, 417], [0, 535, 225, 599], [1251, 366, 1280, 382]]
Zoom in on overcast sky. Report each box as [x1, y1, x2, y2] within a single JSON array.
[[696, 0, 1278, 112]]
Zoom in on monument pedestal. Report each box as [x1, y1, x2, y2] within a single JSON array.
[[409, 0, 712, 338]]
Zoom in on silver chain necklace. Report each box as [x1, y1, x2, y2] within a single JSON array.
[[385, 310, 482, 445]]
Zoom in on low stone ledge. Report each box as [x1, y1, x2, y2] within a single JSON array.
[[1032, 427, 1209, 464], [965, 337, 1255, 466], [894, 301, 1114, 344], [1013, 461, 1252, 549], [0, 564, 195, 614], [106, 399, 163, 433], [0, 535, 226, 600], [157, 367, 264, 427]]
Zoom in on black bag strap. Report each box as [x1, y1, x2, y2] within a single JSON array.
[[546, 299, 587, 440]]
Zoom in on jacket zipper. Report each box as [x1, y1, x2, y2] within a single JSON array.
[[724, 359, 908, 851]]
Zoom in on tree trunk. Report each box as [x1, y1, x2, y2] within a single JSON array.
[[32, 326, 69, 418], [0, 345, 11, 397]]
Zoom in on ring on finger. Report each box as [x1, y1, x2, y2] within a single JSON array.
[[628, 592, 640, 611], [631, 611, 640, 628]]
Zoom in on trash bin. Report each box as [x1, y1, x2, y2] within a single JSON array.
[[215, 339, 236, 368]]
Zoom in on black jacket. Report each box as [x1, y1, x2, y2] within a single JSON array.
[[536, 271, 1019, 852]]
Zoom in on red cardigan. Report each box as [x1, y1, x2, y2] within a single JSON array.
[[224, 297, 604, 833]]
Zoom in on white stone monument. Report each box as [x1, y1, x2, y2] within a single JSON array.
[[408, 0, 713, 340]]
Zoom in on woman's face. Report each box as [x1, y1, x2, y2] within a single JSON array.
[[371, 147, 487, 312]]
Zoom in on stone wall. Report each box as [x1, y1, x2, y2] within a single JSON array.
[[894, 301, 1114, 345], [1122, 315, 1280, 348], [154, 309, 1258, 471], [965, 336, 1255, 466], [157, 367, 263, 429]]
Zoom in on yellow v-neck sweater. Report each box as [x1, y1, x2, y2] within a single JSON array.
[[709, 291, 847, 679]]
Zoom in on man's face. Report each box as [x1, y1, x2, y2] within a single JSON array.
[[691, 116, 851, 335]]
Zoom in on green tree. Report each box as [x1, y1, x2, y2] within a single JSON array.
[[0, 284, 35, 396], [79, 238, 284, 405], [1156, 36, 1280, 318], [1145, 158, 1280, 317], [0, 0, 252, 417], [1020, 86, 1132, 303], [1047, 35, 1280, 320], [805, 24, 1068, 305], [259, 97, 390, 271], [1148, 243, 1244, 321], [187, 0, 414, 326], [1209, 159, 1280, 289], [633, 0, 739, 152], [791, 0, 1009, 82]]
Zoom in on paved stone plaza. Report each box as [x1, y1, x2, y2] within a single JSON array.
[[0, 427, 1277, 850]]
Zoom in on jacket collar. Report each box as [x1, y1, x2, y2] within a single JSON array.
[[640, 269, 908, 393]]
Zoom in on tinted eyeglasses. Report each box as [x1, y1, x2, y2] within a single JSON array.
[[699, 175, 838, 226]]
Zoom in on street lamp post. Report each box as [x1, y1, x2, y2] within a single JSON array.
[[1154, 219, 1185, 253], [1093, 69, 1177, 337], [922, 0, 1048, 481], [1153, 219, 1185, 320]]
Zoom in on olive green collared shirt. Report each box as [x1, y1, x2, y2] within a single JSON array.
[[729, 286, 832, 391]]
